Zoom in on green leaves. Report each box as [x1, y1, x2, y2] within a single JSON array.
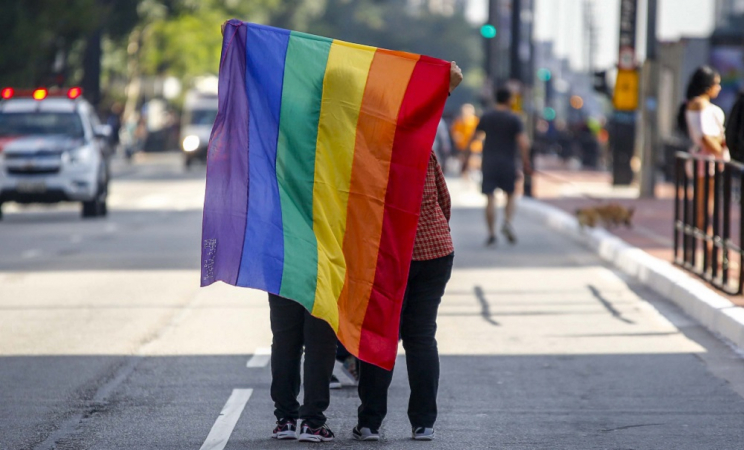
[[0, 0, 481, 110]]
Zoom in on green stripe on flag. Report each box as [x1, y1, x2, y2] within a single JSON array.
[[276, 32, 332, 307]]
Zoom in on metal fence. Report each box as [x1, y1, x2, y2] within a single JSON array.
[[674, 152, 743, 295]]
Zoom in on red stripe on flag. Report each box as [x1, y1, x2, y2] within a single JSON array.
[[358, 55, 450, 369], [337, 49, 419, 358]]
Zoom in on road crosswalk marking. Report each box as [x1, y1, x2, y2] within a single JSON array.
[[199, 388, 253, 450], [246, 347, 271, 368]]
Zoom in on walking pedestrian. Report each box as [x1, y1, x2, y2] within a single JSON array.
[[677, 65, 726, 229], [450, 103, 481, 176], [468, 87, 531, 246], [352, 62, 462, 442], [105, 102, 122, 154]]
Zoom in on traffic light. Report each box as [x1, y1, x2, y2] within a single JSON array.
[[537, 68, 551, 82], [593, 70, 611, 96], [480, 24, 497, 39], [542, 107, 556, 121]]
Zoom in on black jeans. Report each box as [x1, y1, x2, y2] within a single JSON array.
[[268, 294, 337, 428], [357, 252, 454, 430]]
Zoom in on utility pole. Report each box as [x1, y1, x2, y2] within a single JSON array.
[[81, 29, 102, 107], [484, 0, 499, 88], [639, 0, 659, 198], [610, 0, 640, 185], [510, 0, 522, 83], [583, 0, 597, 74]]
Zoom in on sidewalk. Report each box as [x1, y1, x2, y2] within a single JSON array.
[[521, 154, 744, 350]]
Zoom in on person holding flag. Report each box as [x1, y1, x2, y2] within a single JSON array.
[[352, 85, 460, 440], [209, 20, 461, 443]]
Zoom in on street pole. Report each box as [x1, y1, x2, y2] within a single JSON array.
[[510, 0, 522, 83], [485, 0, 499, 88], [639, 0, 659, 198], [610, 0, 639, 186], [82, 29, 102, 107]]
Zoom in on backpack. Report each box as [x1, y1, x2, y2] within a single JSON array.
[[726, 91, 744, 162]]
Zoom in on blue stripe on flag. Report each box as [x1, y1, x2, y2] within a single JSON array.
[[237, 23, 290, 293]]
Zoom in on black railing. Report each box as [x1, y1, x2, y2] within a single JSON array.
[[674, 152, 744, 295]]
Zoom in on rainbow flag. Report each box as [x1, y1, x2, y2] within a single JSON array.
[[201, 20, 450, 369]]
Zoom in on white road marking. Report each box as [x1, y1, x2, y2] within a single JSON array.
[[199, 388, 253, 450], [246, 347, 271, 368]]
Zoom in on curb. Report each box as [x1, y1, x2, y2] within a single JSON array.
[[520, 197, 744, 351]]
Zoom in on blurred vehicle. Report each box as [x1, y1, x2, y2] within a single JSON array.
[[180, 91, 217, 168], [0, 87, 112, 219]]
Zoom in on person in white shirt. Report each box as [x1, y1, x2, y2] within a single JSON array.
[[677, 65, 725, 229]]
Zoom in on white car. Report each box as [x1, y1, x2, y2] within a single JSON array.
[[0, 87, 111, 219], [180, 91, 218, 168]]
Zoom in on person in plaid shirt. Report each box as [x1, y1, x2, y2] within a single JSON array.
[[353, 62, 461, 443]]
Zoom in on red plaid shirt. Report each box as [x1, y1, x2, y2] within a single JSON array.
[[412, 152, 454, 261]]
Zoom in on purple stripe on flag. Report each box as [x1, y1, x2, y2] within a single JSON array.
[[236, 23, 289, 293], [200, 19, 249, 287]]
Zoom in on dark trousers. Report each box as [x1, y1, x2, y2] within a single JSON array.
[[268, 294, 337, 428], [357, 253, 454, 430]]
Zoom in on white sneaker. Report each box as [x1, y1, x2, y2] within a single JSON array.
[[412, 427, 435, 441], [353, 426, 380, 441]]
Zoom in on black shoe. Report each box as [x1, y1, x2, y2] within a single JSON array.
[[272, 418, 297, 440], [298, 421, 335, 442], [329, 374, 342, 389], [352, 425, 380, 441], [501, 222, 517, 244], [485, 235, 497, 246]]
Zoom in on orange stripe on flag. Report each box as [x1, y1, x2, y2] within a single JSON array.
[[359, 55, 450, 369], [337, 49, 420, 356]]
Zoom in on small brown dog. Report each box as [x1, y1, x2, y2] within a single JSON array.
[[576, 203, 634, 229]]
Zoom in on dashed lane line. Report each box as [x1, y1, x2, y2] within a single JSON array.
[[246, 347, 271, 368], [199, 388, 253, 450]]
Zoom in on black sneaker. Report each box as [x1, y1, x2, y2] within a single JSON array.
[[352, 425, 380, 441], [329, 374, 342, 389], [298, 421, 335, 442], [272, 418, 297, 440]]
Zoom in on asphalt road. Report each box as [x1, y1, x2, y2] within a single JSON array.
[[1, 152, 744, 450]]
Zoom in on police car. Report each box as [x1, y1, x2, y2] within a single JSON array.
[[0, 87, 111, 219]]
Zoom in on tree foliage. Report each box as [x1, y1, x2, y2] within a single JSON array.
[[308, 0, 480, 68], [305, 0, 482, 109], [0, 0, 483, 108], [0, 0, 99, 86]]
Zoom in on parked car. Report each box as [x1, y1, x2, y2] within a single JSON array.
[[0, 87, 112, 219]]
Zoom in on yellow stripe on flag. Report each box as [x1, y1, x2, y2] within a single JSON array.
[[312, 41, 376, 327]]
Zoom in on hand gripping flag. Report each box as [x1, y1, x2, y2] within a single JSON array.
[[201, 20, 450, 369]]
